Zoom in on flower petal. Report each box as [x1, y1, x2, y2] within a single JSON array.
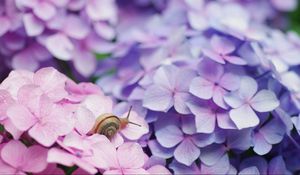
[[63, 15, 90, 39], [250, 90, 279, 112], [21, 145, 48, 173], [189, 77, 214, 99], [120, 111, 149, 140], [200, 144, 226, 166], [148, 140, 174, 159], [7, 104, 36, 131], [229, 104, 259, 129], [117, 142, 145, 169], [143, 85, 173, 112], [174, 138, 200, 166], [46, 33, 74, 61], [238, 76, 258, 100], [210, 35, 235, 54], [75, 107, 95, 135], [253, 133, 272, 155], [197, 59, 224, 82], [23, 14, 44, 37], [239, 167, 260, 175], [1, 140, 26, 168], [33, 1, 56, 21], [0, 16, 10, 37], [155, 125, 183, 148]]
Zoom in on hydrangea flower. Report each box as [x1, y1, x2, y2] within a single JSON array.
[[224, 76, 279, 129], [0, 140, 48, 174], [189, 58, 240, 109], [143, 65, 196, 114], [202, 35, 247, 65]]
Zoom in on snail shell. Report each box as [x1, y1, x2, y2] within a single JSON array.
[[91, 113, 129, 139]]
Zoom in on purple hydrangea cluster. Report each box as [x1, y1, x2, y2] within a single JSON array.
[[95, 0, 300, 174], [0, 0, 117, 78]]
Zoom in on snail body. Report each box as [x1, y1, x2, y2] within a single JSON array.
[[91, 106, 140, 139]]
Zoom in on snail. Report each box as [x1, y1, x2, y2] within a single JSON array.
[[91, 106, 141, 139]]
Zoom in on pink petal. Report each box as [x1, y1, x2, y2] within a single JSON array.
[[120, 111, 149, 140], [45, 106, 74, 136], [0, 16, 11, 37], [122, 168, 149, 175], [111, 133, 124, 148], [7, 104, 36, 131], [104, 169, 123, 175], [117, 142, 145, 169], [36, 164, 65, 175], [62, 132, 86, 151], [143, 85, 173, 112], [33, 67, 68, 101], [250, 90, 279, 112], [174, 138, 200, 166], [21, 145, 48, 173], [33, 1, 56, 21], [1, 140, 27, 168], [2, 119, 23, 139], [17, 84, 43, 113], [63, 15, 90, 39], [210, 35, 235, 54], [0, 90, 14, 119], [75, 107, 95, 135], [89, 136, 118, 169], [47, 148, 98, 174], [29, 124, 58, 147], [0, 70, 34, 98], [0, 158, 16, 174], [189, 77, 214, 99], [81, 94, 113, 117], [229, 104, 259, 129], [23, 14, 44, 36], [46, 33, 74, 61]]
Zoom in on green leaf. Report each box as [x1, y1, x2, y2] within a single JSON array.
[[95, 53, 112, 60]]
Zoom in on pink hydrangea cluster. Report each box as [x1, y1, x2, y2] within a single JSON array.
[[0, 67, 168, 174]]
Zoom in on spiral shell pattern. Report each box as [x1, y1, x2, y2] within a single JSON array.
[[93, 114, 121, 139]]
